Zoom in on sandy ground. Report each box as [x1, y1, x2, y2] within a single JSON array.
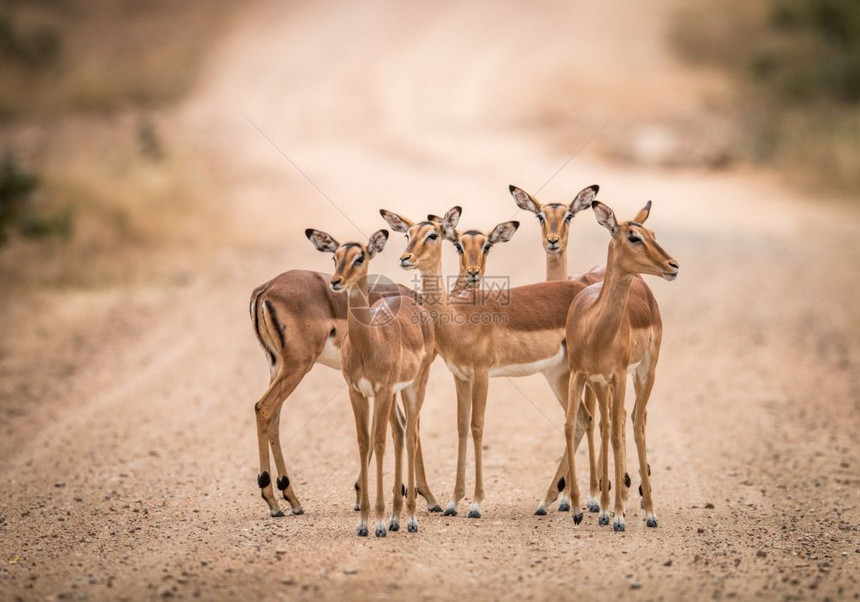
[[2, 0, 860, 600]]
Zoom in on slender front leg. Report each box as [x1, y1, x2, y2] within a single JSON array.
[[348, 388, 371, 536], [537, 368, 573, 514], [583, 385, 601, 513], [371, 389, 395, 537], [444, 376, 472, 516], [254, 373, 299, 518], [592, 382, 612, 526], [401, 383, 422, 532], [388, 402, 405, 532], [610, 373, 629, 532], [564, 372, 587, 525], [633, 363, 658, 527], [468, 369, 489, 518], [410, 368, 442, 513]]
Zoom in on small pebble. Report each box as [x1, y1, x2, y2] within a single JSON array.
[[663, 559, 673, 567], [344, 568, 358, 575], [704, 502, 715, 509], [630, 581, 642, 590]]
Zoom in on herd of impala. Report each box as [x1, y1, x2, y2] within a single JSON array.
[[249, 184, 679, 537]]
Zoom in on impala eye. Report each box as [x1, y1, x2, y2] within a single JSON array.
[[454, 242, 463, 254], [627, 233, 643, 245], [564, 213, 573, 223], [482, 244, 491, 254], [353, 255, 364, 265], [537, 214, 545, 223], [427, 232, 438, 240]]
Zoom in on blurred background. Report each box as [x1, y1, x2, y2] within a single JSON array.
[[1, 0, 858, 599]]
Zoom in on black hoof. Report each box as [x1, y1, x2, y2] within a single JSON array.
[[271, 510, 285, 518], [358, 527, 368, 537], [443, 508, 457, 517], [407, 522, 418, 533], [558, 502, 571, 512], [613, 522, 626, 532], [598, 515, 610, 526], [573, 512, 583, 525], [291, 508, 304, 516], [353, 504, 361, 512], [587, 502, 600, 513], [428, 505, 443, 513], [534, 507, 547, 516], [467, 510, 481, 519], [389, 522, 400, 532], [375, 527, 387, 538], [646, 517, 658, 528]]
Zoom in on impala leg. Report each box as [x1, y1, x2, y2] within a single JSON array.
[[388, 401, 405, 532], [371, 389, 394, 537], [592, 382, 612, 526], [402, 383, 422, 532], [467, 369, 489, 519], [445, 376, 472, 516], [411, 365, 441, 512], [539, 368, 573, 514], [633, 362, 658, 527], [536, 368, 592, 516], [583, 386, 601, 513], [254, 367, 308, 518], [610, 373, 629, 532], [564, 372, 587, 525], [348, 388, 371, 536]]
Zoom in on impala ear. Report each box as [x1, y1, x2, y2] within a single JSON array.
[[488, 221, 520, 245], [633, 200, 652, 224], [570, 184, 599, 215], [591, 201, 619, 236], [427, 214, 443, 224], [509, 185, 541, 214], [379, 209, 414, 233], [441, 206, 462, 239], [305, 229, 340, 253], [367, 229, 389, 258]]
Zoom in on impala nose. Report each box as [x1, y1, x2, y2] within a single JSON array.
[[330, 277, 343, 290], [668, 260, 679, 271], [467, 268, 480, 282], [399, 254, 413, 267]]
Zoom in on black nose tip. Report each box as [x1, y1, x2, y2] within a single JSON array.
[[668, 261, 679, 270], [331, 277, 342, 286]]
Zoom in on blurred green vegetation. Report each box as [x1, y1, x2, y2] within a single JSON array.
[[674, 0, 860, 192]]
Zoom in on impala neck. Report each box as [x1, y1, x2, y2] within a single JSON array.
[[591, 244, 633, 344], [419, 259, 450, 313], [346, 277, 375, 351], [545, 250, 568, 281], [448, 274, 476, 298]]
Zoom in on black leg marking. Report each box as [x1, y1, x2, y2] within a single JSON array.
[[277, 475, 290, 491], [624, 472, 631, 488], [647, 463, 651, 476], [557, 477, 566, 491], [639, 484, 643, 497], [600, 478, 612, 491], [257, 471, 271, 489], [401, 484, 407, 497]]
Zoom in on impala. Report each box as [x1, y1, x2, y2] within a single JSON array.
[[510, 183, 606, 514], [306, 228, 435, 536], [250, 213, 513, 518], [380, 207, 594, 519], [563, 200, 678, 531]]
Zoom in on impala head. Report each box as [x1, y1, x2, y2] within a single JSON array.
[[379, 206, 461, 271], [305, 228, 389, 291], [427, 214, 519, 284], [591, 200, 679, 281], [509, 184, 598, 254]]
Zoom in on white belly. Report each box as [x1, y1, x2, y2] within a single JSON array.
[[352, 378, 413, 398], [317, 336, 341, 370], [489, 346, 566, 378]]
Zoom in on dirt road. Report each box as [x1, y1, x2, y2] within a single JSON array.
[[2, 1, 859, 600]]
